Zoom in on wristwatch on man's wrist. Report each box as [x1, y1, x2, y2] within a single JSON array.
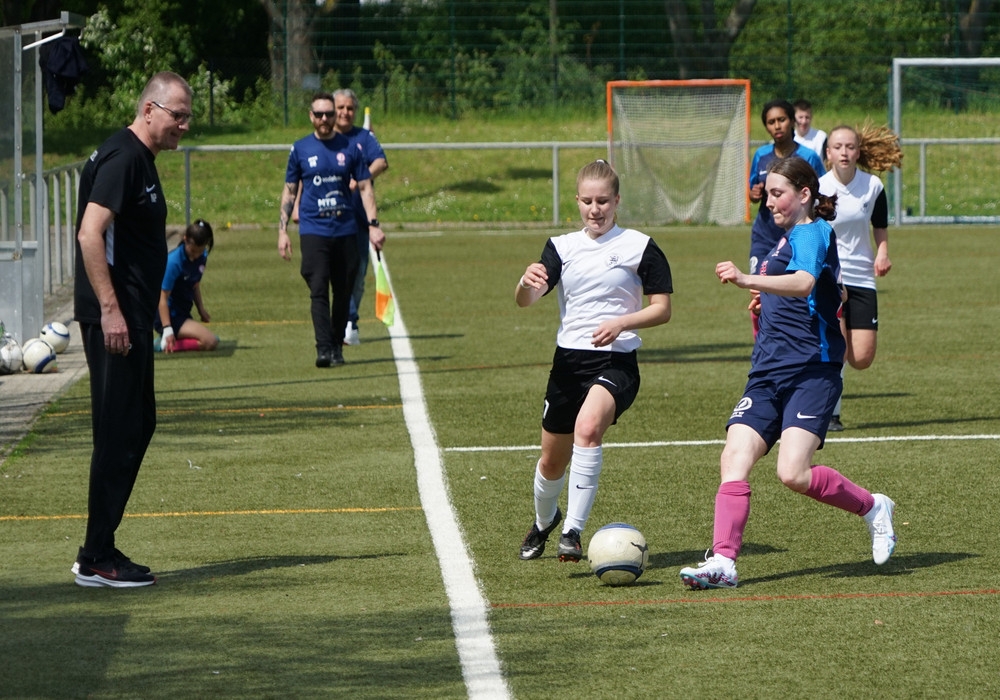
[[369, 218, 379, 227]]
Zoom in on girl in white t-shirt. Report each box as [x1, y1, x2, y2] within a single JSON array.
[[514, 160, 673, 564], [819, 124, 901, 430], [793, 99, 828, 159]]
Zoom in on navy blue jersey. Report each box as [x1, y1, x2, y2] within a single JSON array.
[[748, 145, 826, 270], [751, 219, 845, 377], [285, 132, 371, 238], [342, 126, 387, 233], [161, 242, 208, 321]]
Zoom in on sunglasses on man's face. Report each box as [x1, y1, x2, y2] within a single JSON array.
[[312, 110, 336, 120]]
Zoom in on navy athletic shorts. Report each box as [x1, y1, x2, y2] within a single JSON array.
[[726, 363, 842, 450]]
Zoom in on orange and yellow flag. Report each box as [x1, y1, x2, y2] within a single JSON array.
[[372, 248, 395, 327]]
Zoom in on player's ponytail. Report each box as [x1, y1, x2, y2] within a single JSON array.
[[186, 219, 215, 252], [813, 194, 838, 222], [857, 121, 903, 172]]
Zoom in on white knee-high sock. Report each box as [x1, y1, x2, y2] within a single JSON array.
[[533, 460, 565, 529], [565, 445, 602, 534]]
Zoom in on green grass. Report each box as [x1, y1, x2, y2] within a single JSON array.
[[2, 222, 999, 697]]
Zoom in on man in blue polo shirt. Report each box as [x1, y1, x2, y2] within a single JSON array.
[[277, 92, 385, 367]]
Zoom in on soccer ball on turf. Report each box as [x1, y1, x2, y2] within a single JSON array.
[[22, 338, 58, 374], [40, 321, 71, 353], [0, 336, 23, 374], [587, 523, 649, 586]]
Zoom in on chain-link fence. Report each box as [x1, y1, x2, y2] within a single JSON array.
[[46, 2, 1000, 128], [246, 1, 1000, 121]]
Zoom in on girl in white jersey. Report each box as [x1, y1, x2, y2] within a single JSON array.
[[819, 124, 898, 431], [515, 160, 673, 563]]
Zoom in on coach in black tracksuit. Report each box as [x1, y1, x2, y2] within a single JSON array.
[[72, 71, 191, 588]]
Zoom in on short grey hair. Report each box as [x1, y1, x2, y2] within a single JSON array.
[[333, 88, 359, 109], [137, 71, 192, 116]]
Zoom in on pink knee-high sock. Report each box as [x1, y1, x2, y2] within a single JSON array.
[[713, 480, 751, 561], [173, 338, 202, 352], [804, 465, 875, 516]]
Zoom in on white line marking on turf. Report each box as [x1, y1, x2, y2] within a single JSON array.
[[380, 254, 511, 700], [825, 434, 1000, 443], [444, 434, 1000, 452]]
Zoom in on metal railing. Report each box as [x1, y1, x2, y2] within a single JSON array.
[[178, 137, 1000, 228], [14, 135, 998, 300], [895, 137, 1000, 224], [39, 162, 83, 291], [179, 141, 607, 227], [40, 162, 83, 294], [1, 161, 83, 296]]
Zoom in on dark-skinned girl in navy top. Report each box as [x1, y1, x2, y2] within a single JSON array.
[[748, 99, 825, 338]]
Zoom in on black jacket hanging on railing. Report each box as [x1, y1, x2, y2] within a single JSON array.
[[40, 35, 88, 114]]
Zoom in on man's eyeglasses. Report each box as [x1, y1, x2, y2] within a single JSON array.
[[311, 110, 337, 120], [152, 101, 192, 125]]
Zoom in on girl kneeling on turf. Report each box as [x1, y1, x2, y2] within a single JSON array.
[[156, 219, 219, 353]]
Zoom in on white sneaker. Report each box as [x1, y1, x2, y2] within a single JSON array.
[[680, 552, 738, 589], [344, 324, 360, 346], [865, 494, 897, 565]]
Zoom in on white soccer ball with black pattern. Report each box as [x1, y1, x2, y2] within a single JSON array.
[[587, 523, 649, 586], [40, 321, 71, 353], [22, 338, 58, 374], [0, 336, 22, 374]]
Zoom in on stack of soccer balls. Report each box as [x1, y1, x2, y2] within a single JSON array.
[[587, 523, 649, 586], [0, 321, 70, 374]]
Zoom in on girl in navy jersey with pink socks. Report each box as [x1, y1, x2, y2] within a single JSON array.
[[680, 156, 896, 590]]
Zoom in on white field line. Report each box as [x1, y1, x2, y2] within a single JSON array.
[[445, 434, 1000, 453], [380, 252, 511, 700]]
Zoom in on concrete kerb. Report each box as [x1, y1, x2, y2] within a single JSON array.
[[0, 294, 88, 465], [0, 226, 185, 465], [0, 225, 183, 465]]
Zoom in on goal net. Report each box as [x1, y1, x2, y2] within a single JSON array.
[[607, 79, 750, 226], [890, 57, 1000, 224]]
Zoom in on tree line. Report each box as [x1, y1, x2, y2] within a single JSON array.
[[5, 0, 998, 125]]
